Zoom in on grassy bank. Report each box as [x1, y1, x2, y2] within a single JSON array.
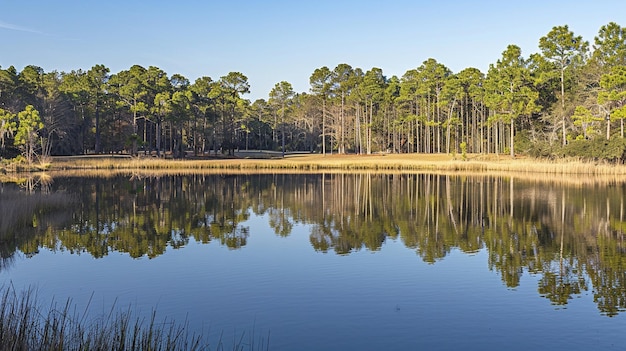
[[46, 153, 626, 176], [0, 285, 269, 351]]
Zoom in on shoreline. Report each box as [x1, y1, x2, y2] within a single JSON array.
[[48, 153, 626, 176], [3, 153, 625, 178]]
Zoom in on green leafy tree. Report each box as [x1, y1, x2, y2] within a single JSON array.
[[527, 53, 559, 120], [0, 108, 16, 153], [355, 68, 386, 154], [331, 64, 357, 154], [290, 92, 322, 152], [485, 45, 539, 157], [152, 91, 171, 156], [599, 66, 626, 138], [309, 66, 333, 155], [15, 105, 43, 164], [455, 67, 486, 153], [440, 73, 462, 154], [86, 65, 110, 153], [381, 75, 400, 153], [17, 65, 45, 110], [247, 99, 273, 150], [572, 105, 603, 139], [539, 25, 589, 146], [0, 66, 19, 112], [398, 68, 422, 153], [188, 76, 214, 155], [269, 81, 295, 157], [144, 68, 174, 153], [592, 22, 626, 69], [169, 90, 192, 158], [59, 69, 90, 152], [108, 65, 149, 155], [216, 72, 250, 155], [39, 71, 78, 157], [414, 59, 452, 153]]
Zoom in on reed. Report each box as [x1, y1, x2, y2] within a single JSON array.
[[0, 285, 269, 351], [48, 153, 626, 177]]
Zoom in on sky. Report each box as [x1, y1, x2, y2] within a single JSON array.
[[1, 0, 625, 101]]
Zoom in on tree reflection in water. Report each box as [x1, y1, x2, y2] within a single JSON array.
[[1, 172, 626, 316]]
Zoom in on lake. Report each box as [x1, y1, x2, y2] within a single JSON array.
[[1, 172, 625, 350]]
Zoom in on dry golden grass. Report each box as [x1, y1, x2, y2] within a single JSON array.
[[44, 153, 626, 177]]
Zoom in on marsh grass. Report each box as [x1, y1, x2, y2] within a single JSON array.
[[0, 157, 51, 174], [0, 285, 270, 351], [49, 153, 626, 176]]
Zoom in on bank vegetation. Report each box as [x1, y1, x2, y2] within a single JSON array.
[[38, 153, 626, 177], [2, 22, 626, 171], [0, 284, 269, 351]]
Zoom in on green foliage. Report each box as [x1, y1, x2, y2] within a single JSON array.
[[485, 45, 540, 157], [592, 22, 626, 68], [539, 25, 589, 145], [572, 105, 603, 138], [561, 137, 626, 161], [539, 25, 589, 78], [599, 66, 626, 106], [15, 105, 43, 145], [0, 108, 16, 151], [309, 66, 333, 97], [518, 135, 552, 158], [12, 154, 26, 164], [15, 105, 43, 164], [2, 21, 626, 161], [460, 141, 467, 160]]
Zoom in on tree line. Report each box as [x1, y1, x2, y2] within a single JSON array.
[[1, 22, 626, 162]]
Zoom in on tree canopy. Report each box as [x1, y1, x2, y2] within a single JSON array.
[[1, 21, 626, 162]]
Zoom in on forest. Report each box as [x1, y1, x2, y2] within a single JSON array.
[[1, 22, 626, 163], [2, 173, 626, 316]]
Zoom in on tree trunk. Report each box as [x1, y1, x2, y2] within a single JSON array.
[[95, 102, 101, 153], [561, 67, 566, 146], [340, 92, 345, 154], [510, 118, 515, 158], [322, 99, 326, 156], [281, 101, 285, 158], [156, 120, 162, 157], [367, 99, 372, 154]]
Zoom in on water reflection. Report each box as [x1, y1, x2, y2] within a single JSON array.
[[0, 176, 71, 274], [1, 173, 626, 316]]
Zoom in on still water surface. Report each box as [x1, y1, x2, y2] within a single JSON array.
[[1, 173, 625, 350]]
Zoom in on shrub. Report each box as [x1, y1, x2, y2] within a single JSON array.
[[561, 137, 626, 162], [460, 142, 467, 161]]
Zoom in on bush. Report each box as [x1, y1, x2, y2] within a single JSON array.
[[514, 131, 552, 158], [561, 137, 626, 162], [460, 142, 467, 161]]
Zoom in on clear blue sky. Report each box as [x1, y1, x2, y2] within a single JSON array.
[[1, 0, 625, 101]]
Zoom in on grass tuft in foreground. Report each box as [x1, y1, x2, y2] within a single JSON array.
[[0, 285, 269, 351]]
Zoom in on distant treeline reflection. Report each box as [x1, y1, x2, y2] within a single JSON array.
[[1, 173, 626, 316]]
